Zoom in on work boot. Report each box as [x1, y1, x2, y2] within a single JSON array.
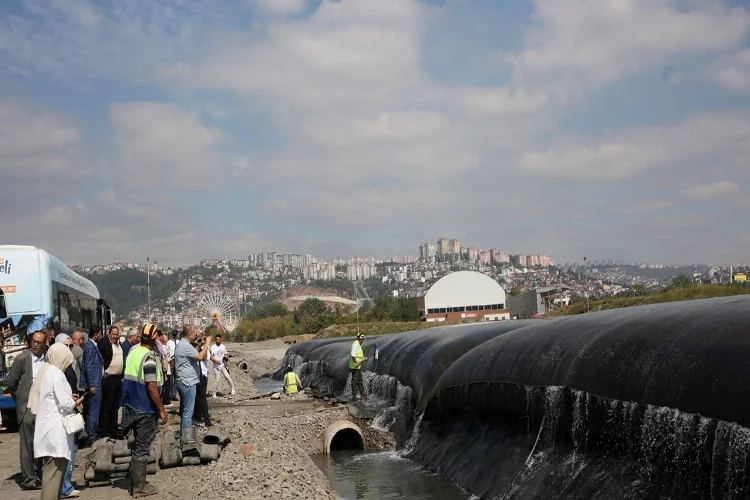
[[131, 460, 158, 498]]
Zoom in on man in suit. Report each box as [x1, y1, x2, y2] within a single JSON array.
[[7, 330, 47, 490], [81, 325, 104, 442], [97, 325, 123, 438]]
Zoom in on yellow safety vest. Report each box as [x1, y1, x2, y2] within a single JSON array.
[[348, 340, 365, 370], [284, 372, 299, 394], [122, 346, 163, 413]]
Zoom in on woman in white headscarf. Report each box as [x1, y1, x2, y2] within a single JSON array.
[[30, 342, 84, 500]]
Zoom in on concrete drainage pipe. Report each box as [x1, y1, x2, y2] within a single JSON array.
[[323, 420, 366, 455], [238, 360, 249, 372]]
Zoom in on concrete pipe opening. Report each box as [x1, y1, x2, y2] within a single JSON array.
[[324, 420, 365, 454], [238, 360, 249, 372]]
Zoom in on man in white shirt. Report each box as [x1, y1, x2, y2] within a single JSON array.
[[209, 334, 236, 397], [167, 330, 178, 400]]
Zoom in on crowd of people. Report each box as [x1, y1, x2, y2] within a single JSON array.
[[6, 323, 237, 499]]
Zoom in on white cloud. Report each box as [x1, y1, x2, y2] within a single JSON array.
[[0, 99, 92, 180], [3, 189, 293, 264], [710, 48, 750, 93], [503, 0, 750, 97], [109, 102, 227, 190], [4, 0, 750, 264], [521, 111, 750, 180], [0, 0, 226, 83], [679, 181, 741, 200], [248, 0, 306, 15]]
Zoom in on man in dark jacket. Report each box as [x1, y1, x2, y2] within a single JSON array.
[[81, 325, 104, 442], [7, 330, 47, 490], [97, 325, 123, 438]]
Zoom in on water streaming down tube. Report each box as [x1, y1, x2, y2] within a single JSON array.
[[278, 296, 750, 499]]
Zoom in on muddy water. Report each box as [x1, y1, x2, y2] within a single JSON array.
[[311, 450, 473, 500]]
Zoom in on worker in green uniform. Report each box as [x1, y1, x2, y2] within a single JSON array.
[[349, 333, 369, 401], [121, 323, 167, 498], [283, 365, 302, 395]]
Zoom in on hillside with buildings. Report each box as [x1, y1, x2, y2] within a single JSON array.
[[72, 242, 748, 329]]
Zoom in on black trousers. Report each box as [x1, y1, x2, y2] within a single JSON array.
[[99, 375, 122, 438], [193, 374, 210, 425], [161, 375, 173, 405], [123, 407, 156, 461]]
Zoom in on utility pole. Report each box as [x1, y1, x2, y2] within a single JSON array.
[[147, 256, 151, 321], [584, 256, 589, 313], [354, 280, 360, 336]]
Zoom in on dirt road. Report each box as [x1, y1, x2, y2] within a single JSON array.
[[0, 340, 339, 500]]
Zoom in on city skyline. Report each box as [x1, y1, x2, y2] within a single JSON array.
[[2, 1, 749, 265]]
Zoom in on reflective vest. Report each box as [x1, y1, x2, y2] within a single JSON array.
[[348, 340, 365, 370], [121, 346, 162, 414], [284, 372, 300, 394]]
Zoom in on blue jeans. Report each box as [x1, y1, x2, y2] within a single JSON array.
[[176, 382, 197, 430], [62, 441, 78, 495]]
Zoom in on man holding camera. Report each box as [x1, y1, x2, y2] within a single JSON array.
[[174, 325, 211, 435]]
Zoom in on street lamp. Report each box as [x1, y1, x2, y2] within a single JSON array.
[[147, 256, 151, 320]]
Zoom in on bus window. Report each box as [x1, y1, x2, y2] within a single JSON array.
[[82, 309, 92, 329], [58, 291, 70, 326]]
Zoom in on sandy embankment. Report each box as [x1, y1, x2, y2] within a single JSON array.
[[0, 339, 341, 500]]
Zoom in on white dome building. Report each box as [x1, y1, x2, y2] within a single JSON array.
[[416, 271, 509, 323]]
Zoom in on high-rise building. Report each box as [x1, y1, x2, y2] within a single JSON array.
[[468, 246, 479, 262], [491, 249, 510, 264], [516, 253, 528, 267], [479, 250, 491, 265], [449, 239, 460, 262], [437, 238, 449, 262]]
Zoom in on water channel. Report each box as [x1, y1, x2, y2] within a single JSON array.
[[311, 450, 473, 500]]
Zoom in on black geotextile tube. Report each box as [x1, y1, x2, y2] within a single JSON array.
[[425, 295, 750, 428], [281, 321, 534, 406]]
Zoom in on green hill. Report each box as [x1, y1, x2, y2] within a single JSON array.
[[546, 284, 750, 316], [83, 269, 182, 317]]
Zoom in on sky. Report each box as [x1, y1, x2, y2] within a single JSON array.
[[1, 0, 750, 266]]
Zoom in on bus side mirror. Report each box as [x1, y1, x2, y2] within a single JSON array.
[[0, 294, 7, 318]]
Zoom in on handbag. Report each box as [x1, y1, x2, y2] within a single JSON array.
[[62, 412, 85, 435]]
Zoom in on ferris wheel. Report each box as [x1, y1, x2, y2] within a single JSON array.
[[197, 289, 240, 333]]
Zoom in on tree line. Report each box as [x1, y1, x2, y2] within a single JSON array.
[[211, 295, 421, 342]]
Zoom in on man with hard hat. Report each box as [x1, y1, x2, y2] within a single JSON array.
[[121, 323, 167, 498], [349, 333, 369, 401]]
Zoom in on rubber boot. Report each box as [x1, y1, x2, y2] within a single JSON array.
[[131, 460, 158, 498]]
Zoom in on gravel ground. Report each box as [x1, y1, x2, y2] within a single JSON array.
[[0, 340, 340, 500]]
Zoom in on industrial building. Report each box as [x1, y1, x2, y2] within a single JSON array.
[[415, 271, 509, 322], [507, 286, 571, 319]]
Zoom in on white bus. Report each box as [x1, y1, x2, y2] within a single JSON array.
[[0, 245, 113, 368]]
